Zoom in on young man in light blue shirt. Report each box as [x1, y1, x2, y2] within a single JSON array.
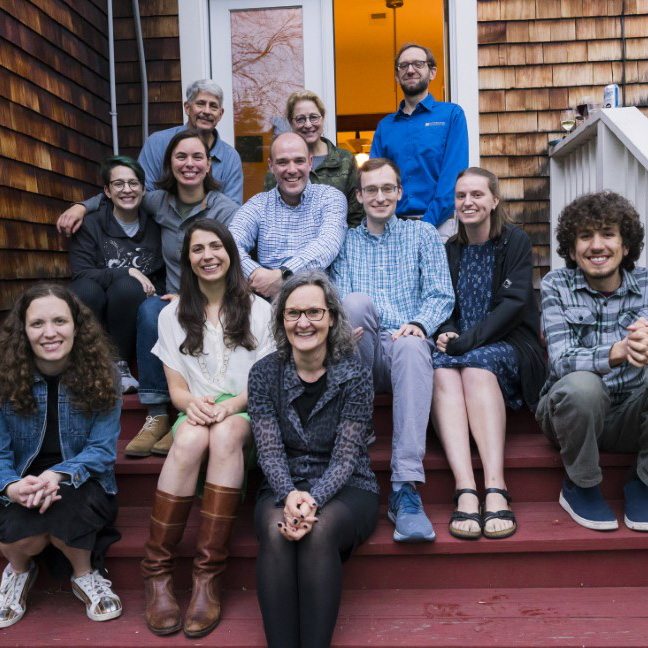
[[332, 158, 454, 542]]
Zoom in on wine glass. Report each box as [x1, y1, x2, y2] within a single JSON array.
[[560, 109, 576, 134]]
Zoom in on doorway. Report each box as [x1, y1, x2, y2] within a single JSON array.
[[334, 0, 447, 161]]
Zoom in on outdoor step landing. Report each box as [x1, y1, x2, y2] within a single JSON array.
[[4, 586, 648, 647]]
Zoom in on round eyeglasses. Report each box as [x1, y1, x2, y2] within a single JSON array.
[[292, 114, 322, 127]]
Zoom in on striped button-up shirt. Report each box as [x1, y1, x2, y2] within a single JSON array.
[[540, 266, 648, 404], [230, 182, 347, 278], [331, 216, 454, 336]]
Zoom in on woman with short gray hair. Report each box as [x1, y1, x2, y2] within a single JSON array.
[[248, 270, 379, 648]]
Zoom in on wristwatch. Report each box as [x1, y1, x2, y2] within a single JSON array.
[[279, 266, 293, 281]]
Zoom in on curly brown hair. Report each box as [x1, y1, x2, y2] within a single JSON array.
[[0, 284, 118, 415], [556, 191, 644, 271]]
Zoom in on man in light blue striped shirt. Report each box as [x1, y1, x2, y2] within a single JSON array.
[[230, 133, 347, 299], [332, 158, 454, 543]]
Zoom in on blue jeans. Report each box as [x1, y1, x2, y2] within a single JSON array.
[[136, 296, 169, 405]]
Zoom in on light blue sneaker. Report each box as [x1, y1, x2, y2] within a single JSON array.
[[388, 483, 435, 542]]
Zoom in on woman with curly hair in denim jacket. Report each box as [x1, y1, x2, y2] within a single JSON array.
[[0, 284, 122, 627]]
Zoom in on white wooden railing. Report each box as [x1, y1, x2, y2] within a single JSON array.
[[549, 107, 648, 269]]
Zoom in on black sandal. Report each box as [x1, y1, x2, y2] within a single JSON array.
[[448, 488, 483, 540], [483, 487, 517, 539]]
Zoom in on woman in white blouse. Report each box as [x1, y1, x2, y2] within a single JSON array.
[[140, 219, 273, 639]]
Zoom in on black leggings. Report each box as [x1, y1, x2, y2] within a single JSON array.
[[70, 275, 146, 361], [254, 485, 378, 648]]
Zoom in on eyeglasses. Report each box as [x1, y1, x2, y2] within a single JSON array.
[[109, 179, 142, 191], [396, 60, 430, 71], [292, 113, 322, 127], [283, 307, 328, 321], [360, 184, 399, 197]]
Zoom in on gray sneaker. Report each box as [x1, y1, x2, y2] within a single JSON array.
[[388, 483, 435, 542], [117, 360, 139, 394], [71, 570, 122, 622], [0, 561, 38, 628]]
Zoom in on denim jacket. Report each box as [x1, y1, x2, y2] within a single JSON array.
[[0, 375, 121, 505]]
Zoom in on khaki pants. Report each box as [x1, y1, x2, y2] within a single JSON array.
[[536, 371, 648, 487]]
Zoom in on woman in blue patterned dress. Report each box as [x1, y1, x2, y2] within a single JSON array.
[[432, 167, 545, 540]]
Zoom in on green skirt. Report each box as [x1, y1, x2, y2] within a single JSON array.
[[171, 393, 255, 499]]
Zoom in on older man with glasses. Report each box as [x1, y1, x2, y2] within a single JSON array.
[[370, 43, 468, 242], [332, 158, 454, 543]]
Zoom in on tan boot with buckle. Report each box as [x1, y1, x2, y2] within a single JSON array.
[[125, 415, 170, 458], [151, 431, 174, 456]]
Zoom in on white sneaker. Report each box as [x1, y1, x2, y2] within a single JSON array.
[[0, 562, 38, 628], [117, 360, 139, 394], [71, 570, 122, 622]]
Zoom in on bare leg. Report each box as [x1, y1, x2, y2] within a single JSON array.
[[157, 422, 209, 496], [431, 368, 480, 534], [462, 367, 513, 535], [0, 535, 49, 573], [205, 416, 252, 489]]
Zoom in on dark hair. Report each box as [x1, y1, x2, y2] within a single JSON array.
[[100, 155, 145, 187], [556, 191, 644, 271], [156, 129, 221, 195], [0, 284, 118, 415], [357, 157, 401, 187], [395, 43, 437, 70], [455, 167, 510, 244], [177, 219, 256, 355], [272, 270, 355, 362]]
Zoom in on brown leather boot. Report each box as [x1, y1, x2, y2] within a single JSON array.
[[183, 483, 240, 638], [140, 490, 193, 636]]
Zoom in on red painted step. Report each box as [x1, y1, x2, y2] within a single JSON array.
[[3, 587, 648, 647], [115, 433, 636, 506], [62, 499, 645, 592]]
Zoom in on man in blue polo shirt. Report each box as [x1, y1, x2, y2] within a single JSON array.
[[370, 43, 468, 242]]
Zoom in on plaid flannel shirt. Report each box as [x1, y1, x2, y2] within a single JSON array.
[[540, 266, 648, 404], [331, 216, 454, 336]]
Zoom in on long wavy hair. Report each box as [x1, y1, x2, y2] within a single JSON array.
[[156, 129, 221, 195], [272, 270, 355, 363], [177, 219, 256, 355], [0, 284, 118, 415]]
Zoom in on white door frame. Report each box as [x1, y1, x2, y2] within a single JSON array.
[[178, 0, 478, 162]]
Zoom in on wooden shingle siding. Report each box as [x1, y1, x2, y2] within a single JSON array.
[[114, 0, 182, 160], [0, 0, 111, 310], [0, 0, 182, 312], [478, 0, 648, 287]]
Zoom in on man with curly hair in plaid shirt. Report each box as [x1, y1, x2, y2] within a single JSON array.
[[332, 158, 454, 543], [536, 191, 648, 533]]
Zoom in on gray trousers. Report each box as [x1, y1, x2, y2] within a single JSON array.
[[343, 293, 434, 483], [536, 371, 648, 487]]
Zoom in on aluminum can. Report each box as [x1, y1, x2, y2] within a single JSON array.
[[603, 84, 620, 108]]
